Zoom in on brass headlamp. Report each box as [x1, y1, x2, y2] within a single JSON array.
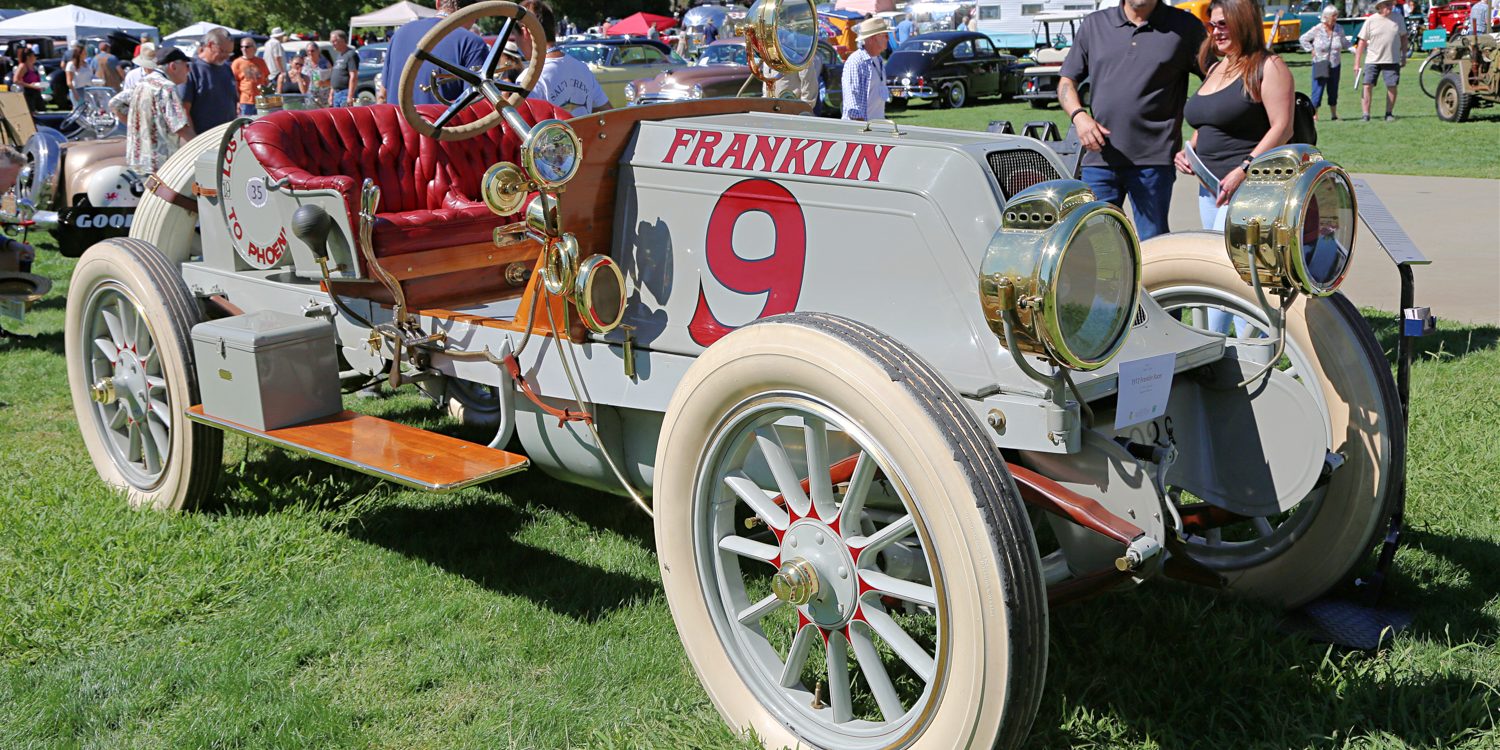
[[1224, 145, 1356, 297], [745, 0, 818, 84], [978, 180, 1142, 372]]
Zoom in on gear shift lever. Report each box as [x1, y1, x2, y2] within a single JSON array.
[[291, 205, 332, 261]]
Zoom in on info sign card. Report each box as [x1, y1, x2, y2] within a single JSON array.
[[1114, 353, 1176, 430]]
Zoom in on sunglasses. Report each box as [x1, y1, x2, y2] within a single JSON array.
[[1209, 20, 1230, 29]]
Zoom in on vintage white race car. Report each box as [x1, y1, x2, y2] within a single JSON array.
[[63, 1, 1400, 747]]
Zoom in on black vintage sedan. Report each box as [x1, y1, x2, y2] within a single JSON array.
[[884, 31, 1028, 109]]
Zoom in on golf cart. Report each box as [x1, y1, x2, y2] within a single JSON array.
[[1015, 11, 1087, 108]]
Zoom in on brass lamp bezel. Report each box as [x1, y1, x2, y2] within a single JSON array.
[[745, 0, 817, 78], [979, 179, 1143, 372], [1224, 145, 1357, 298], [519, 119, 583, 191], [540, 233, 579, 296], [480, 161, 527, 216], [572, 254, 627, 334]]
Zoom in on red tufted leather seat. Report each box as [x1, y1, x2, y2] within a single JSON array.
[[243, 100, 569, 259]]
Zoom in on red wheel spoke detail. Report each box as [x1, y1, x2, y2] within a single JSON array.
[[1178, 502, 1250, 533], [767, 454, 861, 511]]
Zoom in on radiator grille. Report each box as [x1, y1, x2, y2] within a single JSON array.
[[986, 149, 1061, 199]]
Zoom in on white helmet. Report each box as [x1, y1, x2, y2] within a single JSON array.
[[84, 165, 144, 209]]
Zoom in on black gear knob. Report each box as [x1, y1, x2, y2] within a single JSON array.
[[291, 204, 332, 261]]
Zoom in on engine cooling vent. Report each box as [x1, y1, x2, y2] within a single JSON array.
[[987, 150, 1061, 199]]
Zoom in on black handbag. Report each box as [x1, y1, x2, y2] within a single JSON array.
[[1312, 59, 1331, 79]]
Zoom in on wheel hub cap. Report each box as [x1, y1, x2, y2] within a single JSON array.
[[779, 520, 859, 628], [772, 558, 819, 605], [113, 349, 150, 419], [89, 377, 117, 404]]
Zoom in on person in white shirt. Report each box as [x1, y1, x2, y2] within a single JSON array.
[[522, 0, 609, 116], [120, 42, 158, 95], [262, 27, 288, 94]]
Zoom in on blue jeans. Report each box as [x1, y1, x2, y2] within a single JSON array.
[[1310, 64, 1341, 109], [1080, 165, 1175, 241], [239, 103, 257, 116], [1197, 186, 1238, 334], [332, 89, 349, 107]]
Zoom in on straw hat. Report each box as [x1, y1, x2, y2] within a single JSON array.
[[270, 27, 286, 39], [132, 41, 158, 69], [855, 17, 892, 42]]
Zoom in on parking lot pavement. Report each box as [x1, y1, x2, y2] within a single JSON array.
[[1164, 172, 1500, 326]]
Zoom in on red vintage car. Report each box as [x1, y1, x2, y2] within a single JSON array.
[[1428, 1, 1478, 34]]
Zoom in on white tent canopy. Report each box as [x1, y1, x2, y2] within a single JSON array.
[[350, 1, 436, 30], [165, 21, 247, 40], [0, 4, 157, 44]]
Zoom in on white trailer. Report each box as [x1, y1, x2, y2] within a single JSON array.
[[975, 0, 1100, 50]]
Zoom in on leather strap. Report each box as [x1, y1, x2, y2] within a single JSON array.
[[144, 175, 199, 212], [502, 352, 593, 426]]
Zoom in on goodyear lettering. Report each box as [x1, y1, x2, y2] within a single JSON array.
[[73, 213, 132, 229], [663, 128, 894, 183]]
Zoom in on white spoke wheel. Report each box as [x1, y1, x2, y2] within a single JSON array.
[[1142, 233, 1401, 607], [65, 238, 222, 511], [655, 313, 1046, 750]]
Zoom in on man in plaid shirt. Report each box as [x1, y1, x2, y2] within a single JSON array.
[[841, 18, 892, 121]]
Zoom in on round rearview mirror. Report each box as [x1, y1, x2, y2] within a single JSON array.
[[572, 255, 626, 334], [747, 0, 817, 73]]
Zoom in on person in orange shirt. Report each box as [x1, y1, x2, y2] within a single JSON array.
[[231, 37, 271, 116]]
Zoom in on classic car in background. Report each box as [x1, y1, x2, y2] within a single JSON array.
[[886, 31, 1029, 109], [558, 38, 685, 108], [354, 42, 388, 105], [1428, 0, 1480, 34], [0, 89, 137, 257], [628, 37, 844, 116]]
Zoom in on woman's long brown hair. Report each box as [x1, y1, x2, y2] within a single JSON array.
[[1197, 0, 1272, 101]]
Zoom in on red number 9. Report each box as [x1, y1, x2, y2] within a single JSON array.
[[689, 179, 807, 347]]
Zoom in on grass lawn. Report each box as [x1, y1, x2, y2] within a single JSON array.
[[3, 208, 1499, 744], [887, 52, 1500, 179]]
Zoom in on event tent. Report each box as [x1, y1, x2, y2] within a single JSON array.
[[0, 4, 157, 43], [165, 21, 247, 39], [350, 1, 436, 31], [833, 0, 897, 13], [605, 12, 676, 36]]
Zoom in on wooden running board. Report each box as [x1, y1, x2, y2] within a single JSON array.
[[186, 406, 528, 492]]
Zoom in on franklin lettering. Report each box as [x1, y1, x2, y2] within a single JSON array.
[[661, 128, 894, 182]]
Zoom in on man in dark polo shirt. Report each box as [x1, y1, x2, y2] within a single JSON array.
[[1058, 0, 1205, 240]]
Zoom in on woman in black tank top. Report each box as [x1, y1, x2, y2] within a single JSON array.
[[1173, 0, 1294, 231], [1173, 0, 1295, 335]]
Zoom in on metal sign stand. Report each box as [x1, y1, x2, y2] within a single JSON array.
[[1350, 178, 1433, 601], [1288, 179, 1432, 650]]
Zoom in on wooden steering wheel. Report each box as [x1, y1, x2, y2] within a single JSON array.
[[397, 1, 547, 141]]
